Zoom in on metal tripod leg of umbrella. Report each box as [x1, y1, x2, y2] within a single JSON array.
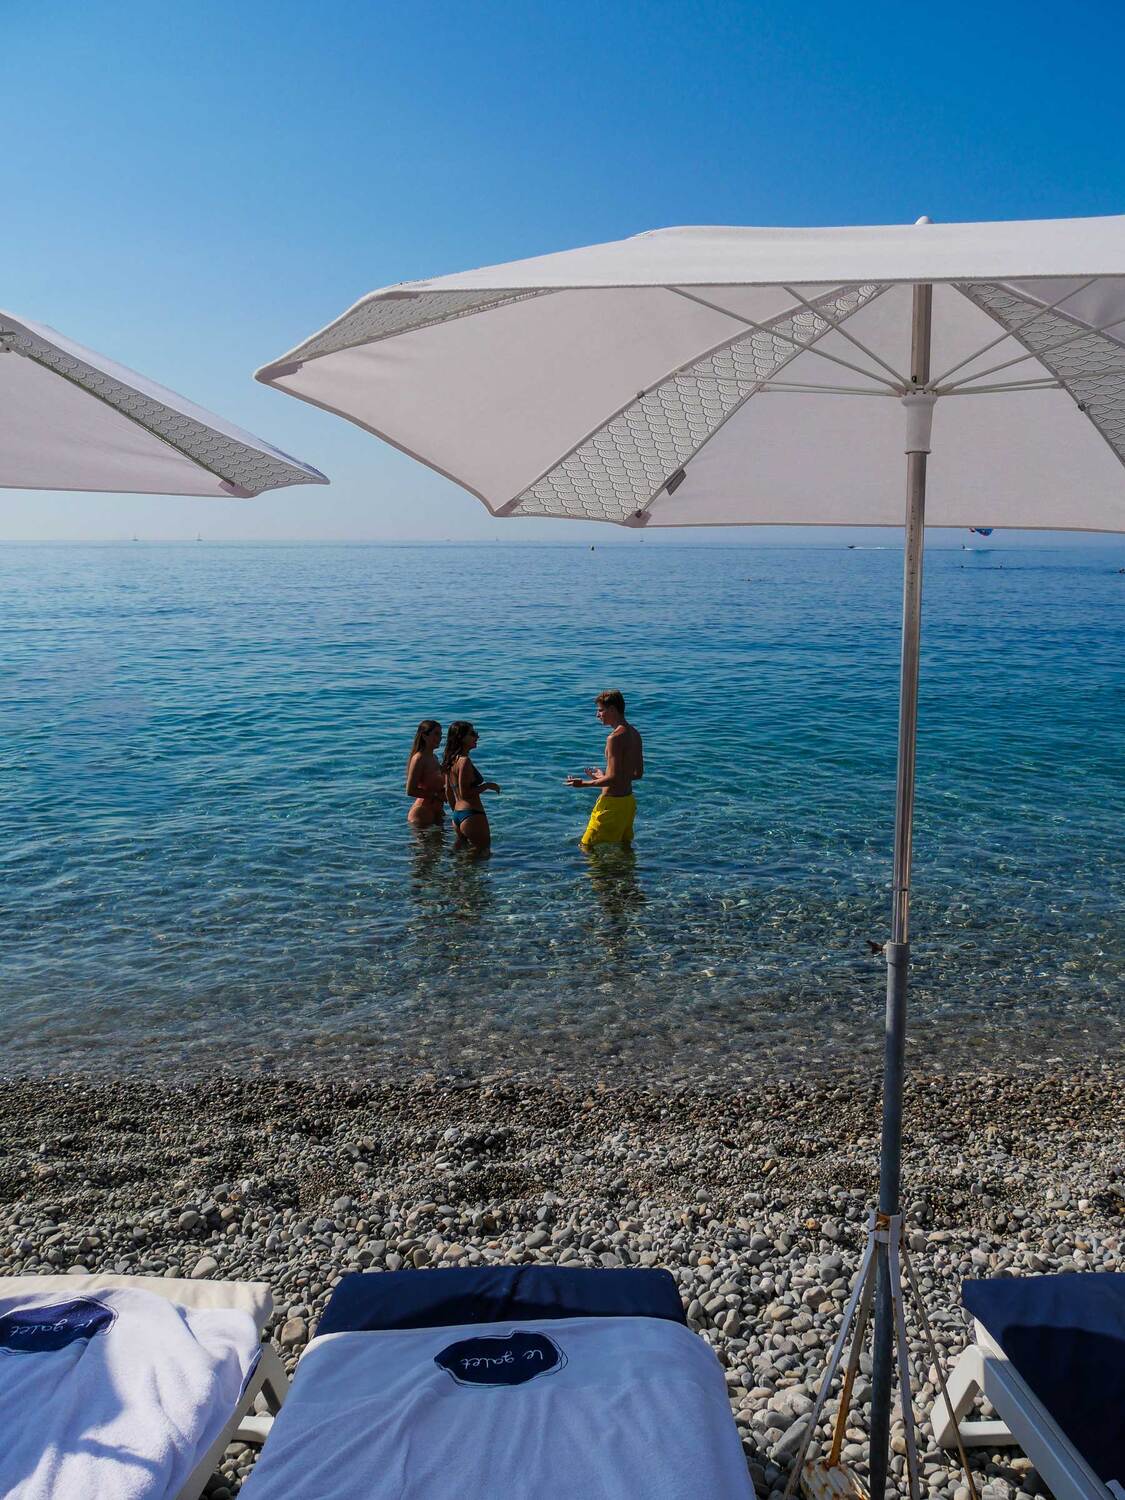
[[781, 1216, 932, 1500], [781, 1227, 877, 1500], [786, 1210, 982, 1500], [825, 1250, 877, 1468], [868, 279, 933, 1500], [785, 1211, 982, 1500], [887, 1221, 921, 1500], [900, 1243, 980, 1500]]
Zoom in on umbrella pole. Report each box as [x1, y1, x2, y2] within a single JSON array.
[[869, 281, 933, 1499], [783, 294, 963, 1500]]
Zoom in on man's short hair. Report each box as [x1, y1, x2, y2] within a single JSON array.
[[596, 689, 625, 714]]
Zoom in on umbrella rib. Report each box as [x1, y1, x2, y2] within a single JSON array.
[[938, 377, 1064, 395], [931, 278, 1098, 386], [667, 287, 902, 392], [780, 284, 911, 385], [758, 380, 900, 396], [938, 309, 1125, 393], [5, 340, 243, 490], [620, 373, 772, 523]]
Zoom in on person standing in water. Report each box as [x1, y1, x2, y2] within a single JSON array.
[[443, 721, 500, 851], [405, 720, 445, 828], [567, 690, 643, 847]]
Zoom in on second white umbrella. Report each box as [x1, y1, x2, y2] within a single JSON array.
[[2, 309, 327, 496]]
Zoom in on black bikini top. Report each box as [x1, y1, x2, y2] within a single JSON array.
[[450, 756, 484, 793]]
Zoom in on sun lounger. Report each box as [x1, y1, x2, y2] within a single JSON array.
[[240, 1265, 756, 1498], [0, 1272, 288, 1500], [932, 1273, 1125, 1500]]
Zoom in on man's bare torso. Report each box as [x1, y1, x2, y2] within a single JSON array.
[[603, 722, 644, 797]]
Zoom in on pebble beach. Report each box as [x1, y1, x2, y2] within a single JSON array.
[[3, 1063, 1121, 1498]]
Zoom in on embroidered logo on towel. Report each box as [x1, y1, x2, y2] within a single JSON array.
[[435, 1330, 566, 1387], [0, 1298, 115, 1354]]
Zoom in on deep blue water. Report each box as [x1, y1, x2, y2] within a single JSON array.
[[0, 542, 1121, 1082]]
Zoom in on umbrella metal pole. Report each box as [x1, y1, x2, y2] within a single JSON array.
[[869, 281, 932, 1500]]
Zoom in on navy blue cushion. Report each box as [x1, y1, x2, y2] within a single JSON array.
[[963, 1273, 1125, 1485], [319, 1265, 686, 1337]]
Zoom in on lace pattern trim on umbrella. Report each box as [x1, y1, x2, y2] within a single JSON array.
[[278, 289, 555, 364], [504, 282, 888, 523], [957, 282, 1125, 470], [0, 326, 322, 495]]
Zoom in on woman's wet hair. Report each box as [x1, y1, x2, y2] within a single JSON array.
[[442, 721, 476, 779], [406, 719, 441, 781]]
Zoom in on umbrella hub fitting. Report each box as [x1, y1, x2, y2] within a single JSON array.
[[901, 391, 937, 453]]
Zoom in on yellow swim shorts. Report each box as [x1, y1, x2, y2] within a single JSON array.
[[581, 792, 637, 847]]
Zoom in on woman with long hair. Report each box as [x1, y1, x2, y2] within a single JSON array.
[[442, 721, 500, 850], [405, 720, 445, 828]]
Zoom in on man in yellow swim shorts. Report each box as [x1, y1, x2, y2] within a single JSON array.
[[567, 690, 644, 848]]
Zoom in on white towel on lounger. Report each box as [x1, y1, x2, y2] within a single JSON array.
[[240, 1314, 756, 1499], [0, 1285, 260, 1500]]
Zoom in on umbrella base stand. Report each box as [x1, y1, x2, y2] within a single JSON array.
[[799, 1459, 870, 1500], [781, 1212, 978, 1500]]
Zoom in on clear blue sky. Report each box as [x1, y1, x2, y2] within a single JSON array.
[[5, 0, 1125, 544]]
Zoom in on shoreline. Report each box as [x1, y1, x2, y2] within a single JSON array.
[[6, 1008, 1122, 1089], [2, 1064, 1122, 1498]]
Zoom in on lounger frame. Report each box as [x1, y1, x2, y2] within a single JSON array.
[[177, 1339, 288, 1500], [932, 1320, 1113, 1500], [1, 1272, 288, 1500]]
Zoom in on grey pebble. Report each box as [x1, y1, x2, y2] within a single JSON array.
[[279, 1316, 308, 1349]]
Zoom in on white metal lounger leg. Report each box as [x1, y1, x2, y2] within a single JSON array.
[[236, 1344, 289, 1441], [176, 1344, 291, 1500], [931, 1343, 1012, 1449], [932, 1326, 1113, 1500]]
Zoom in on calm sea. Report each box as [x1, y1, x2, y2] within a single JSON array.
[[1, 542, 1121, 1083]]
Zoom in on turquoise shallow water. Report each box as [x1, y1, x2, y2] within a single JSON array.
[[0, 541, 1121, 1082]]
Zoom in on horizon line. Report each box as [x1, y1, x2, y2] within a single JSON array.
[[0, 535, 1120, 548]]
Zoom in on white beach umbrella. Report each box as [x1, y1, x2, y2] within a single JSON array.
[[256, 215, 1125, 1497], [1, 309, 327, 496]]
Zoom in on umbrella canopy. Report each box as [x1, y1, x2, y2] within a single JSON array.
[[2, 310, 327, 497], [255, 216, 1125, 1499], [255, 215, 1125, 532]]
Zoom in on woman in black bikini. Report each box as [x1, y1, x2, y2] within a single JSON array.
[[442, 721, 500, 851]]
